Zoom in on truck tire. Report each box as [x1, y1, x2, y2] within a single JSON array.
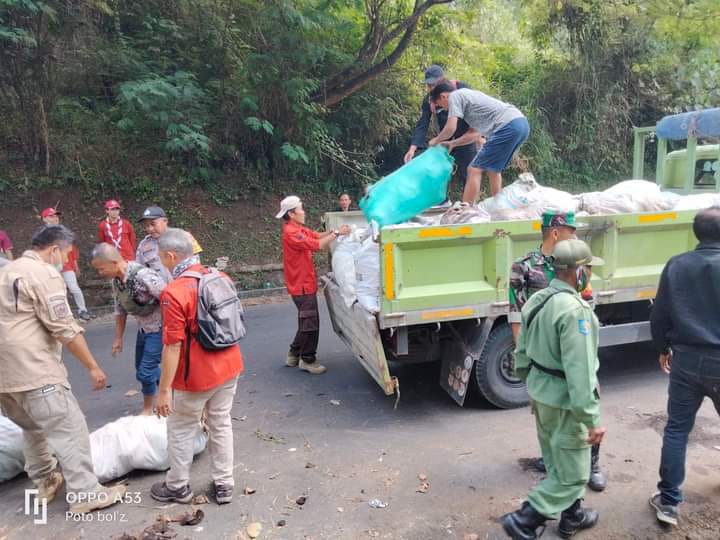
[[472, 324, 529, 409]]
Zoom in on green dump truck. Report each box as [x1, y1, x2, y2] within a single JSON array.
[[323, 109, 720, 408]]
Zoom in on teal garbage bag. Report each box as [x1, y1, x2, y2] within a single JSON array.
[[360, 146, 454, 227]]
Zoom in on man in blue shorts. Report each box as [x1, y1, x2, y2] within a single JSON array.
[[429, 82, 529, 202]]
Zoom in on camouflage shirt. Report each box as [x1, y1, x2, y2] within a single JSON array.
[[508, 247, 555, 324]]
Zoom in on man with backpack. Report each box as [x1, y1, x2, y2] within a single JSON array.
[[90, 243, 168, 415], [152, 228, 244, 505]]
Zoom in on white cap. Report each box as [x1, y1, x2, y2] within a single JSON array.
[[275, 195, 301, 219]]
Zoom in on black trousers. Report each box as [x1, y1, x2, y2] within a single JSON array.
[[289, 294, 320, 363], [451, 143, 477, 189]]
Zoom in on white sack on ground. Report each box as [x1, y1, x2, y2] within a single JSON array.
[[354, 236, 381, 313], [673, 193, 720, 211], [0, 416, 25, 482], [91, 415, 207, 483], [332, 234, 362, 308]]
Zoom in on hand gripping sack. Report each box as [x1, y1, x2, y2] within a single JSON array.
[[183, 267, 246, 349], [360, 146, 454, 226]]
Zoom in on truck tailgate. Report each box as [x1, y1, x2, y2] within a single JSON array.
[[322, 276, 395, 395]]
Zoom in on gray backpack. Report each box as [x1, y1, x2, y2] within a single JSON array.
[[182, 267, 246, 350]]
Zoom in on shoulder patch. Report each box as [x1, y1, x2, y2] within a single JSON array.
[[578, 319, 591, 335], [47, 293, 71, 321]]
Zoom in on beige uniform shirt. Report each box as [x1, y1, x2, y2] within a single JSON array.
[[0, 250, 84, 392]]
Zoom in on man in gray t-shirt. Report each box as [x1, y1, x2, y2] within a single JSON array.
[[429, 84, 529, 202]]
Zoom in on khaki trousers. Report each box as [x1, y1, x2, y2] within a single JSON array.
[[0, 384, 100, 494], [166, 376, 238, 490]]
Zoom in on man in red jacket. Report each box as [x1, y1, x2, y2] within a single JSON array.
[[97, 199, 136, 261], [152, 228, 243, 505], [276, 195, 350, 374]]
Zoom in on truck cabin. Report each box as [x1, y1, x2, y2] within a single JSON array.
[[633, 108, 720, 195]]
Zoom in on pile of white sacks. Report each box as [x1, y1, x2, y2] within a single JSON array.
[[333, 174, 720, 313]]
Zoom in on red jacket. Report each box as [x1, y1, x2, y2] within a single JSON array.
[[161, 264, 243, 392], [97, 218, 136, 261], [282, 221, 321, 296], [62, 245, 80, 273]]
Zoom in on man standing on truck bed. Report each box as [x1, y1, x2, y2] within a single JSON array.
[[277, 196, 350, 374], [428, 83, 528, 202], [403, 65, 478, 199], [501, 239, 606, 540], [508, 211, 607, 492], [648, 206, 720, 527]]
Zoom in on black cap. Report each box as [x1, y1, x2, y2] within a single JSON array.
[[139, 206, 167, 221]]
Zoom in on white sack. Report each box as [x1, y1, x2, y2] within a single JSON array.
[[332, 235, 362, 308], [91, 415, 207, 483], [604, 179, 661, 197], [354, 236, 381, 313], [480, 173, 576, 220], [673, 193, 720, 211], [0, 416, 25, 482], [479, 173, 538, 215], [439, 202, 491, 225]]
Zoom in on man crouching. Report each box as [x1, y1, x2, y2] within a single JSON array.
[[151, 228, 243, 505]]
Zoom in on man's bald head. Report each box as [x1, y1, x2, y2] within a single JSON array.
[[91, 243, 124, 262]]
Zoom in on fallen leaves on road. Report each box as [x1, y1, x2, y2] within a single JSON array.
[[330, 399, 341, 406], [246, 522, 262, 538], [191, 494, 209, 505], [174, 509, 204, 526], [368, 499, 388, 509], [254, 429, 287, 444], [140, 520, 176, 540], [277, 520, 286, 527], [244, 487, 256, 495], [295, 495, 307, 506], [231, 415, 247, 422], [417, 473, 430, 494], [305, 462, 317, 469], [124, 389, 139, 397]]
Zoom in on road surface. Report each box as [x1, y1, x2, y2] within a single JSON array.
[[1, 299, 718, 540]]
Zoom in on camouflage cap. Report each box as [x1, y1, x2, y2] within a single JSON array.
[[542, 211, 577, 229], [552, 239, 604, 269]]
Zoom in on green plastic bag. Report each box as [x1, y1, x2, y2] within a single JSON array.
[[360, 146, 454, 227]]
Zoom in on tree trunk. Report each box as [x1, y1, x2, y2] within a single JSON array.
[[38, 96, 50, 175], [312, 0, 453, 108]]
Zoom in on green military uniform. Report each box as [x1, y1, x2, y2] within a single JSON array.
[[514, 275, 601, 518]]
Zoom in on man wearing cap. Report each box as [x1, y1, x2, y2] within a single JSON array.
[[91, 243, 167, 415], [41, 208, 93, 321], [277, 195, 351, 374], [501, 239, 606, 540], [509, 211, 606, 493], [428, 83, 529, 201], [403, 65, 478, 195], [97, 200, 136, 261], [136, 206, 203, 282]]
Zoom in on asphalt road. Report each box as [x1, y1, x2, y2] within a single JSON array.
[[1, 298, 719, 540]]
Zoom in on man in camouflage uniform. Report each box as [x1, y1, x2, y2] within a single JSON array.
[[508, 211, 606, 492]]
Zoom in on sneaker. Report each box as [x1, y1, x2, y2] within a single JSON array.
[[299, 360, 327, 374], [69, 484, 127, 514], [286, 352, 300, 367], [649, 492, 678, 526], [34, 468, 64, 504], [78, 311, 92, 322], [214, 483, 233, 505], [150, 482, 193, 504]]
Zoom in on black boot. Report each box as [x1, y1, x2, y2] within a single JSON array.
[[587, 443, 606, 492], [500, 501, 548, 540], [557, 499, 599, 538]]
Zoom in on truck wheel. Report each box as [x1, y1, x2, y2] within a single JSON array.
[[472, 324, 529, 409]]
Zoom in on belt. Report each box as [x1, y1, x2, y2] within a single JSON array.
[[529, 359, 566, 379]]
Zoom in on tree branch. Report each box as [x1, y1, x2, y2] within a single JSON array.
[[313, 0, 452, 107]]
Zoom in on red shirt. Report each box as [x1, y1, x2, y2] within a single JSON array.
[[62, 245, 79, 273], [281, 221, 321, 296], [161, 264, 243, 392], [97, 218, 136, 261]]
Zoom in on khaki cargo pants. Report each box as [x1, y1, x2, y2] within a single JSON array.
[[166, 376, 238, 490], [0, 384, 100, 494], [527, 402, 591, 519]]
